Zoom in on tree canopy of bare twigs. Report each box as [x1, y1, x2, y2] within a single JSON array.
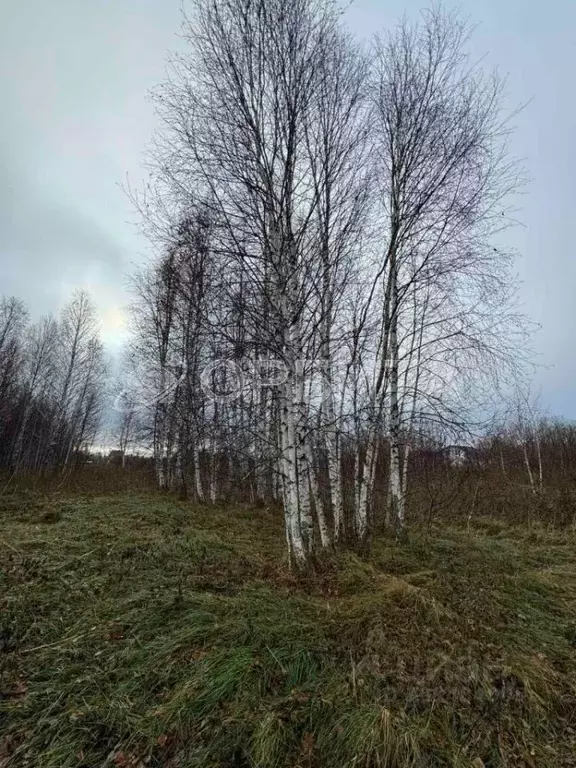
[[125, 1, 530, 568]]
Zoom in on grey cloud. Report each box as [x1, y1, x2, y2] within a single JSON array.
[[0, 154, 129, 314]]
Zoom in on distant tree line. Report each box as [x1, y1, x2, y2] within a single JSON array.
[[0, 291, 106, 476]]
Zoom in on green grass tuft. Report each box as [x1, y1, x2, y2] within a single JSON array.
[[1, 492, 576, 766]]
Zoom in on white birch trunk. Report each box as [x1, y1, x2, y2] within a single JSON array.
[[356, 435, 378, 543], [193, 446, 204, 502], [523, 441, 536, 493], [388, 263, 405, 531], [210, 453, 217, 504], [307, 444, 331, 549], [280, 378, 307, 568], [155, 366, 168, 490], [295, 360, 314, 554], [318, 268, 344, 540], [269, 217, 309, 569], [535, 430, 543, 490], [322, 369, 343, 542]]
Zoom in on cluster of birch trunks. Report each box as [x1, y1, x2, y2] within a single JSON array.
[[124, 0, 528, 567]]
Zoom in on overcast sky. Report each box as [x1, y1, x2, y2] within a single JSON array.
[[1, 0, 575, 415]]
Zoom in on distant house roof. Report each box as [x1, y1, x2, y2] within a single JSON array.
[[443, 445, 477, 463]]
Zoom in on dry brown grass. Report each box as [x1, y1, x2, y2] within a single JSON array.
[[1, 489, 576, 766]]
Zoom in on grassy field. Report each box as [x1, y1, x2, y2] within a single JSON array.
[[1, 491, 576, 767]]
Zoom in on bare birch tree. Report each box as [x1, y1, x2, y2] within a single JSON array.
[[148, 0, 373, 567], [352, 6, 526, 541]]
